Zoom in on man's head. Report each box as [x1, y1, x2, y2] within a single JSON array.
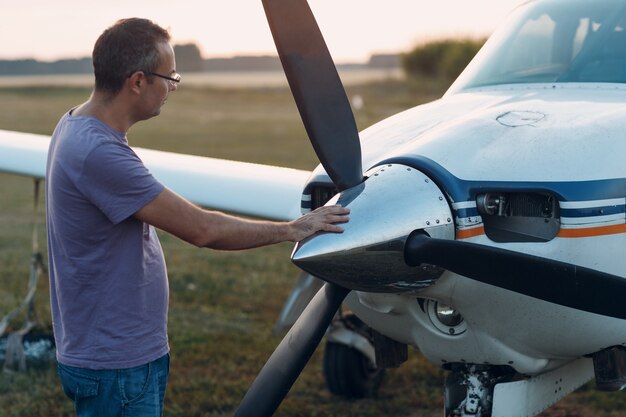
[[92, 18, 171, 95]]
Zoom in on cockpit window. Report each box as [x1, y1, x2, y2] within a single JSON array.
[[447, 0, 626, 93]]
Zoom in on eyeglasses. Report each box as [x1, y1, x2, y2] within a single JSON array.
[[146, 71, 182, 87]]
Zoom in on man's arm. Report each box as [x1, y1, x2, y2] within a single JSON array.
[[134, 188, 349, 250]]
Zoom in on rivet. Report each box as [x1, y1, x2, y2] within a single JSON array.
[[439, 196, 443, 200], [447, 218, 451, 222], [436, 219, 440, 224], [425, 179, 429, 183], [426, 221, 431, 225]]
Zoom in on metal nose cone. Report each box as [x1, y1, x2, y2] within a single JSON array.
[[291, 164, 454, 293]]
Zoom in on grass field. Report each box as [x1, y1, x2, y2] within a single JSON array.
[[0, 81, 625, 417]]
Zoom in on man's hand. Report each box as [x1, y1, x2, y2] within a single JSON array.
[[287, 205, 350, 242]]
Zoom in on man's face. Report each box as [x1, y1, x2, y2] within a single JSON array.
[[140, 42, 178, 120]]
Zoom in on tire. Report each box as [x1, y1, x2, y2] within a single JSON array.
[[323, 341, 385, 398]]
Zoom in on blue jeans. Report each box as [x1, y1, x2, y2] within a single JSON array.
[[57, 353, 170, 417]]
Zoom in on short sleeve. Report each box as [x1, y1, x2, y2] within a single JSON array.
[[76, 141, 164, 224]]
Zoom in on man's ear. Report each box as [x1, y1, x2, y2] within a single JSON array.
[[128, 71, 145, 94]]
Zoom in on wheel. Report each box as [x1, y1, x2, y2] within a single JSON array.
[[323, 341, 385, 398]]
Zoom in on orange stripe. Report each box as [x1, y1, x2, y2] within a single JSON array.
[[456, 226, 485, 240], [456, 224, 626, 240], [558, 223, 626, 238]]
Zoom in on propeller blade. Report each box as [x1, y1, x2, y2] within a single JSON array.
[[262, 0, 363, 190], [405, 232, 626, 319], [233, 282, 350, 417]]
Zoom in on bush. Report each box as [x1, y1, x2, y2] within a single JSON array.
[[402, 38, 486, 81]]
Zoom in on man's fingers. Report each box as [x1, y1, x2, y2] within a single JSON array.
[[315, 205, 349, 233], [321, 223, 345, 233], [332, 214, 351, 221], [325, 214, 349, 224], [316, 206, 350, 226]]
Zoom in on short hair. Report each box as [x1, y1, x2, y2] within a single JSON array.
[[92, 18, 171, 94]]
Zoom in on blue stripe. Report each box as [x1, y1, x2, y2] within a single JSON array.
[[376, 156, 626, 203], [454, 207, 479, 218], [561, 205, 625, 218]]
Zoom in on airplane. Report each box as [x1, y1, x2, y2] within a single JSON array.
[[2, 0, 626, 416]]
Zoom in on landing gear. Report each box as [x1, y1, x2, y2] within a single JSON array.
[[444, 365, 515, 417], [323, 313, 385, 398]]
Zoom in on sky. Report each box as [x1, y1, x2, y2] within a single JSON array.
[[2, 0, 524, 63]]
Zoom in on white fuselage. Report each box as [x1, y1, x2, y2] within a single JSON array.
[[307, 83, 626, 375]]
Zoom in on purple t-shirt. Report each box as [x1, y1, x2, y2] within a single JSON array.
[[46, 111, 168, 369]]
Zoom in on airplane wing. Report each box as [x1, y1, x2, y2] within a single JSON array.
[[0, 129, 309, 221]]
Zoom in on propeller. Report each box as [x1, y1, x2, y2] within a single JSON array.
[[234, 0, 364, 416], [405, 232, 626, 320]]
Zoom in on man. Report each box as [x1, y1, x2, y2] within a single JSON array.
[[46, 18, 349, 417]]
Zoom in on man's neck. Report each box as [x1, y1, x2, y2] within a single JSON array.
[[72, 91, 135, 133]]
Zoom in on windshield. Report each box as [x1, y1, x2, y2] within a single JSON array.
[[448, 0, 626, 93]]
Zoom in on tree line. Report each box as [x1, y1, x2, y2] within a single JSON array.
[[0, 39, 484, 80]]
